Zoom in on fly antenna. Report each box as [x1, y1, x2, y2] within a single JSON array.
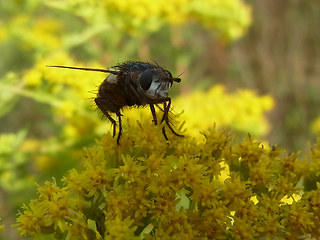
[[47, 65, 119, 75]]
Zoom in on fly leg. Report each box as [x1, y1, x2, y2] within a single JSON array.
[[160, 99, 170, 124], [162, 125, 169, 141], [95, 98, 118, 139], [160, 98, 184, 139], [117, 114, 122, 145], [149, 104, 158, 125]]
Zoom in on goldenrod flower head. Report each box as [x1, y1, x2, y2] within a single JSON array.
[[15, 202, 45, 236], [104, 216, 138, 240], [175, 85, 274, 139], [15, 118, 320, 239]]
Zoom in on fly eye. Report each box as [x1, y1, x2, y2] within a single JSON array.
[[139, 69, 153, 90]]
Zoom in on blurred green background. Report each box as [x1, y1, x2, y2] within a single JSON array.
[[0, 0, 319, 239]]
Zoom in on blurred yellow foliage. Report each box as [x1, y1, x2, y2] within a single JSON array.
[[0, 219, 3, 232], [41, 0, 251, 40], [102, 0, 251, 39], [2, 15, 62, 52], [174, 85, 274, 138], [311, 116, 320, 136]]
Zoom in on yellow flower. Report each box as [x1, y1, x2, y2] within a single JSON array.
[[37, 179, 61, 201], [101, 0, 251, 39], [282, 202, 315, 236], [104, 216, 138, 240], [7, 15, 62, 52], [231, 136, 267, 166], [65, 167, 117, 198], [119, 155, 147, 182], [104, 190, 131, 219], [224, 173, 253, 210], [189, 0, 252, 40], [23, 68, 43, 87], [175, 155, 207, 188], [189, 179, 220, 207], [15, 202, 46, 236], [174, 85, 274, 139], [197, 205, 231, 238], [231, 217, 256, 240]]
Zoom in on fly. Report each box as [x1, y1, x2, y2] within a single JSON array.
[[48, 61, 183, 144]]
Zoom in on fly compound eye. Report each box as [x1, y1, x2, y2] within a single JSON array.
[[139, 69, 153, 90]]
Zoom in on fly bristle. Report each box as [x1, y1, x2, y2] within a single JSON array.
[[88, 89, 98, 94]]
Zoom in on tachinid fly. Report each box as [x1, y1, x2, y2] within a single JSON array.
[[48, 61, 183, 144]]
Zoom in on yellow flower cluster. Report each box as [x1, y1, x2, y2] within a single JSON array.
[[174, 85, 274, 138], [23, 52, 101, 99], [23, 52, 104, 140], [103, 0, 188, 33], [102, 0, 251, 39], [1, 14, 62, 53], [188, 0, 252, 40], [54, 0, 251, 40], [2, 0, 251, 56], [15, 119, 320, 239]]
